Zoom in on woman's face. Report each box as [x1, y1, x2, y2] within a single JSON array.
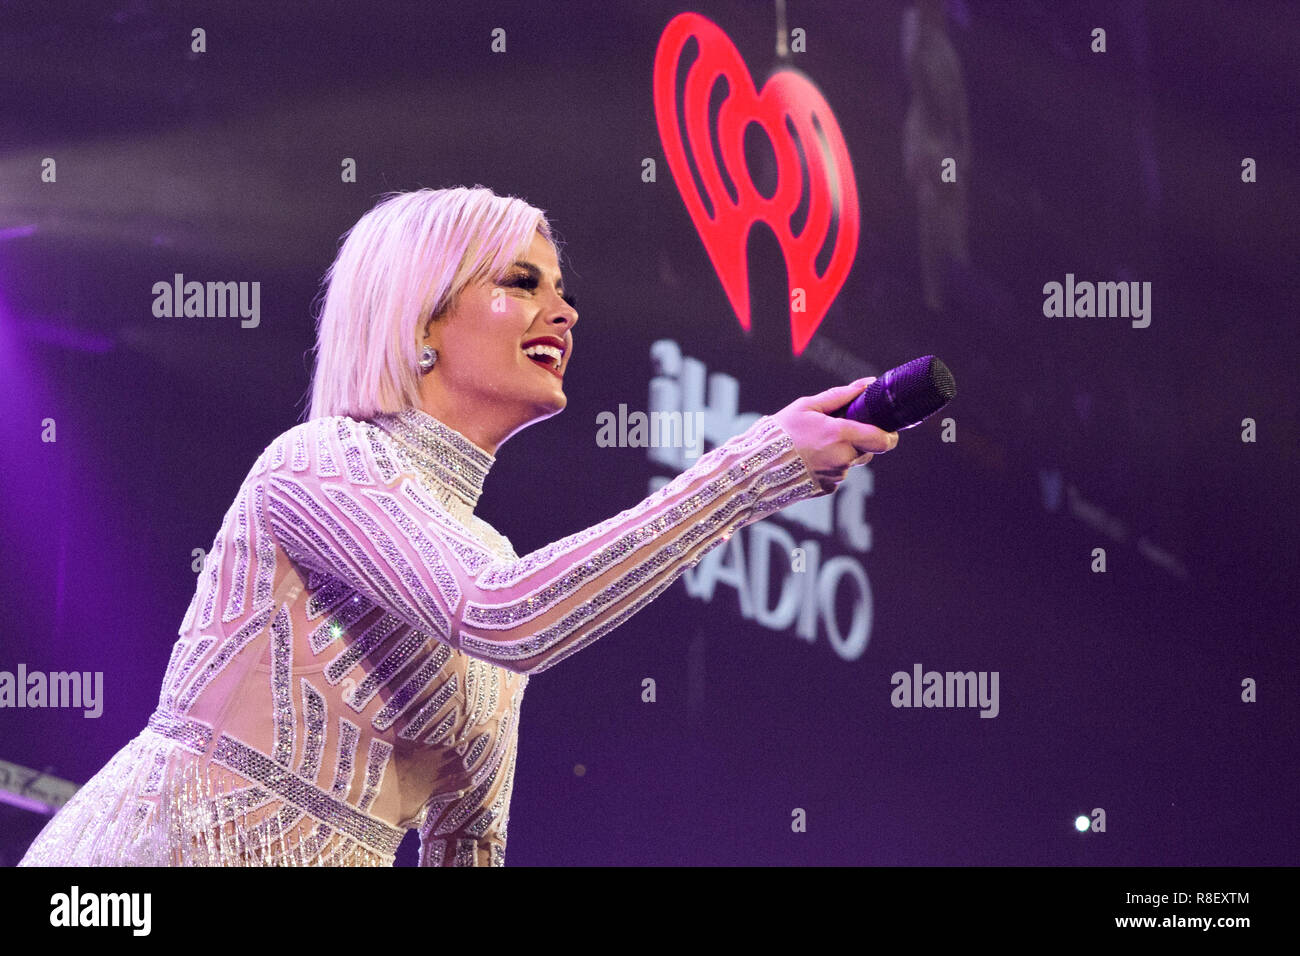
[[418, 230, 579, 453]]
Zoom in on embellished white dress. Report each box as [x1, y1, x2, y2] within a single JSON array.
[[18, 407, 822, 866]]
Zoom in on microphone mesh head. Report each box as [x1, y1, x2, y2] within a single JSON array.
[[876, 355, 956, 430]]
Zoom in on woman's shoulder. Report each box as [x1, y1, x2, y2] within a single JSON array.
[[248, 414, 367, 478]]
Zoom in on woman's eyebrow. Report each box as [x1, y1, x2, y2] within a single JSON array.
[[511, 260, 566, 292]]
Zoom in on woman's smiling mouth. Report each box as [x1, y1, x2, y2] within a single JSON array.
[[521, 335, 566, 378]]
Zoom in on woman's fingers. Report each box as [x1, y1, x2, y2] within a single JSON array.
[[841, 421, 900, 455], [770, 381, 902, 494], [800, 377, 876, 414]]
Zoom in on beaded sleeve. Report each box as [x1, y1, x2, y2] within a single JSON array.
[[262, 414, 822, 675]]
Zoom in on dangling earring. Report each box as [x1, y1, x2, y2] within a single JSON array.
[[418, 345, 438, 373]]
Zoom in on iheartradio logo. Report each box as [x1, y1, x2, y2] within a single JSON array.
[[653, 12, 860, 356]]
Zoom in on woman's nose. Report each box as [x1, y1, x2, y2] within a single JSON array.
[[549, 297, 577, 329]]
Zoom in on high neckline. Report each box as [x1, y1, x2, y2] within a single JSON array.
[[368, 407, 495, 512]]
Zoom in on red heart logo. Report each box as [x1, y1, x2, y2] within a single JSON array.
[[653, 12, 860, 356]]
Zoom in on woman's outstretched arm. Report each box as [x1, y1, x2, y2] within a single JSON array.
[[261, 382, 895, 675]]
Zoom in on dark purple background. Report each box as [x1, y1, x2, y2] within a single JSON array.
[[1, 0, 1296, 865]]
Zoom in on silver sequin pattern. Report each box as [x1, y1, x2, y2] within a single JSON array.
[[18, 409, 820, 868]]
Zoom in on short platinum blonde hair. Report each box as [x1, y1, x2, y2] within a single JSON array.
[[306, 185, 558, 421]]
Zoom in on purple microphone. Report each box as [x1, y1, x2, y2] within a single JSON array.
[[832, 355, 956, 431]]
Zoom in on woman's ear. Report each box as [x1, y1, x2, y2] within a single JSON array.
[[425, 291, 458, 335], [422, 309, 442, 341]]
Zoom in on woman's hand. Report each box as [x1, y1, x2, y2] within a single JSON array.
[[770, 378, 900, 494]]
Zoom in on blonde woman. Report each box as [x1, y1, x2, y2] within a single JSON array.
[[19, 185, 898, 867]]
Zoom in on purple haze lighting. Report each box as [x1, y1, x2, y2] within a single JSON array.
[[17, 318, 115, 354]]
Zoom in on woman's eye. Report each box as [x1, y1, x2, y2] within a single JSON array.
[[500, 273, 574, 308]]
